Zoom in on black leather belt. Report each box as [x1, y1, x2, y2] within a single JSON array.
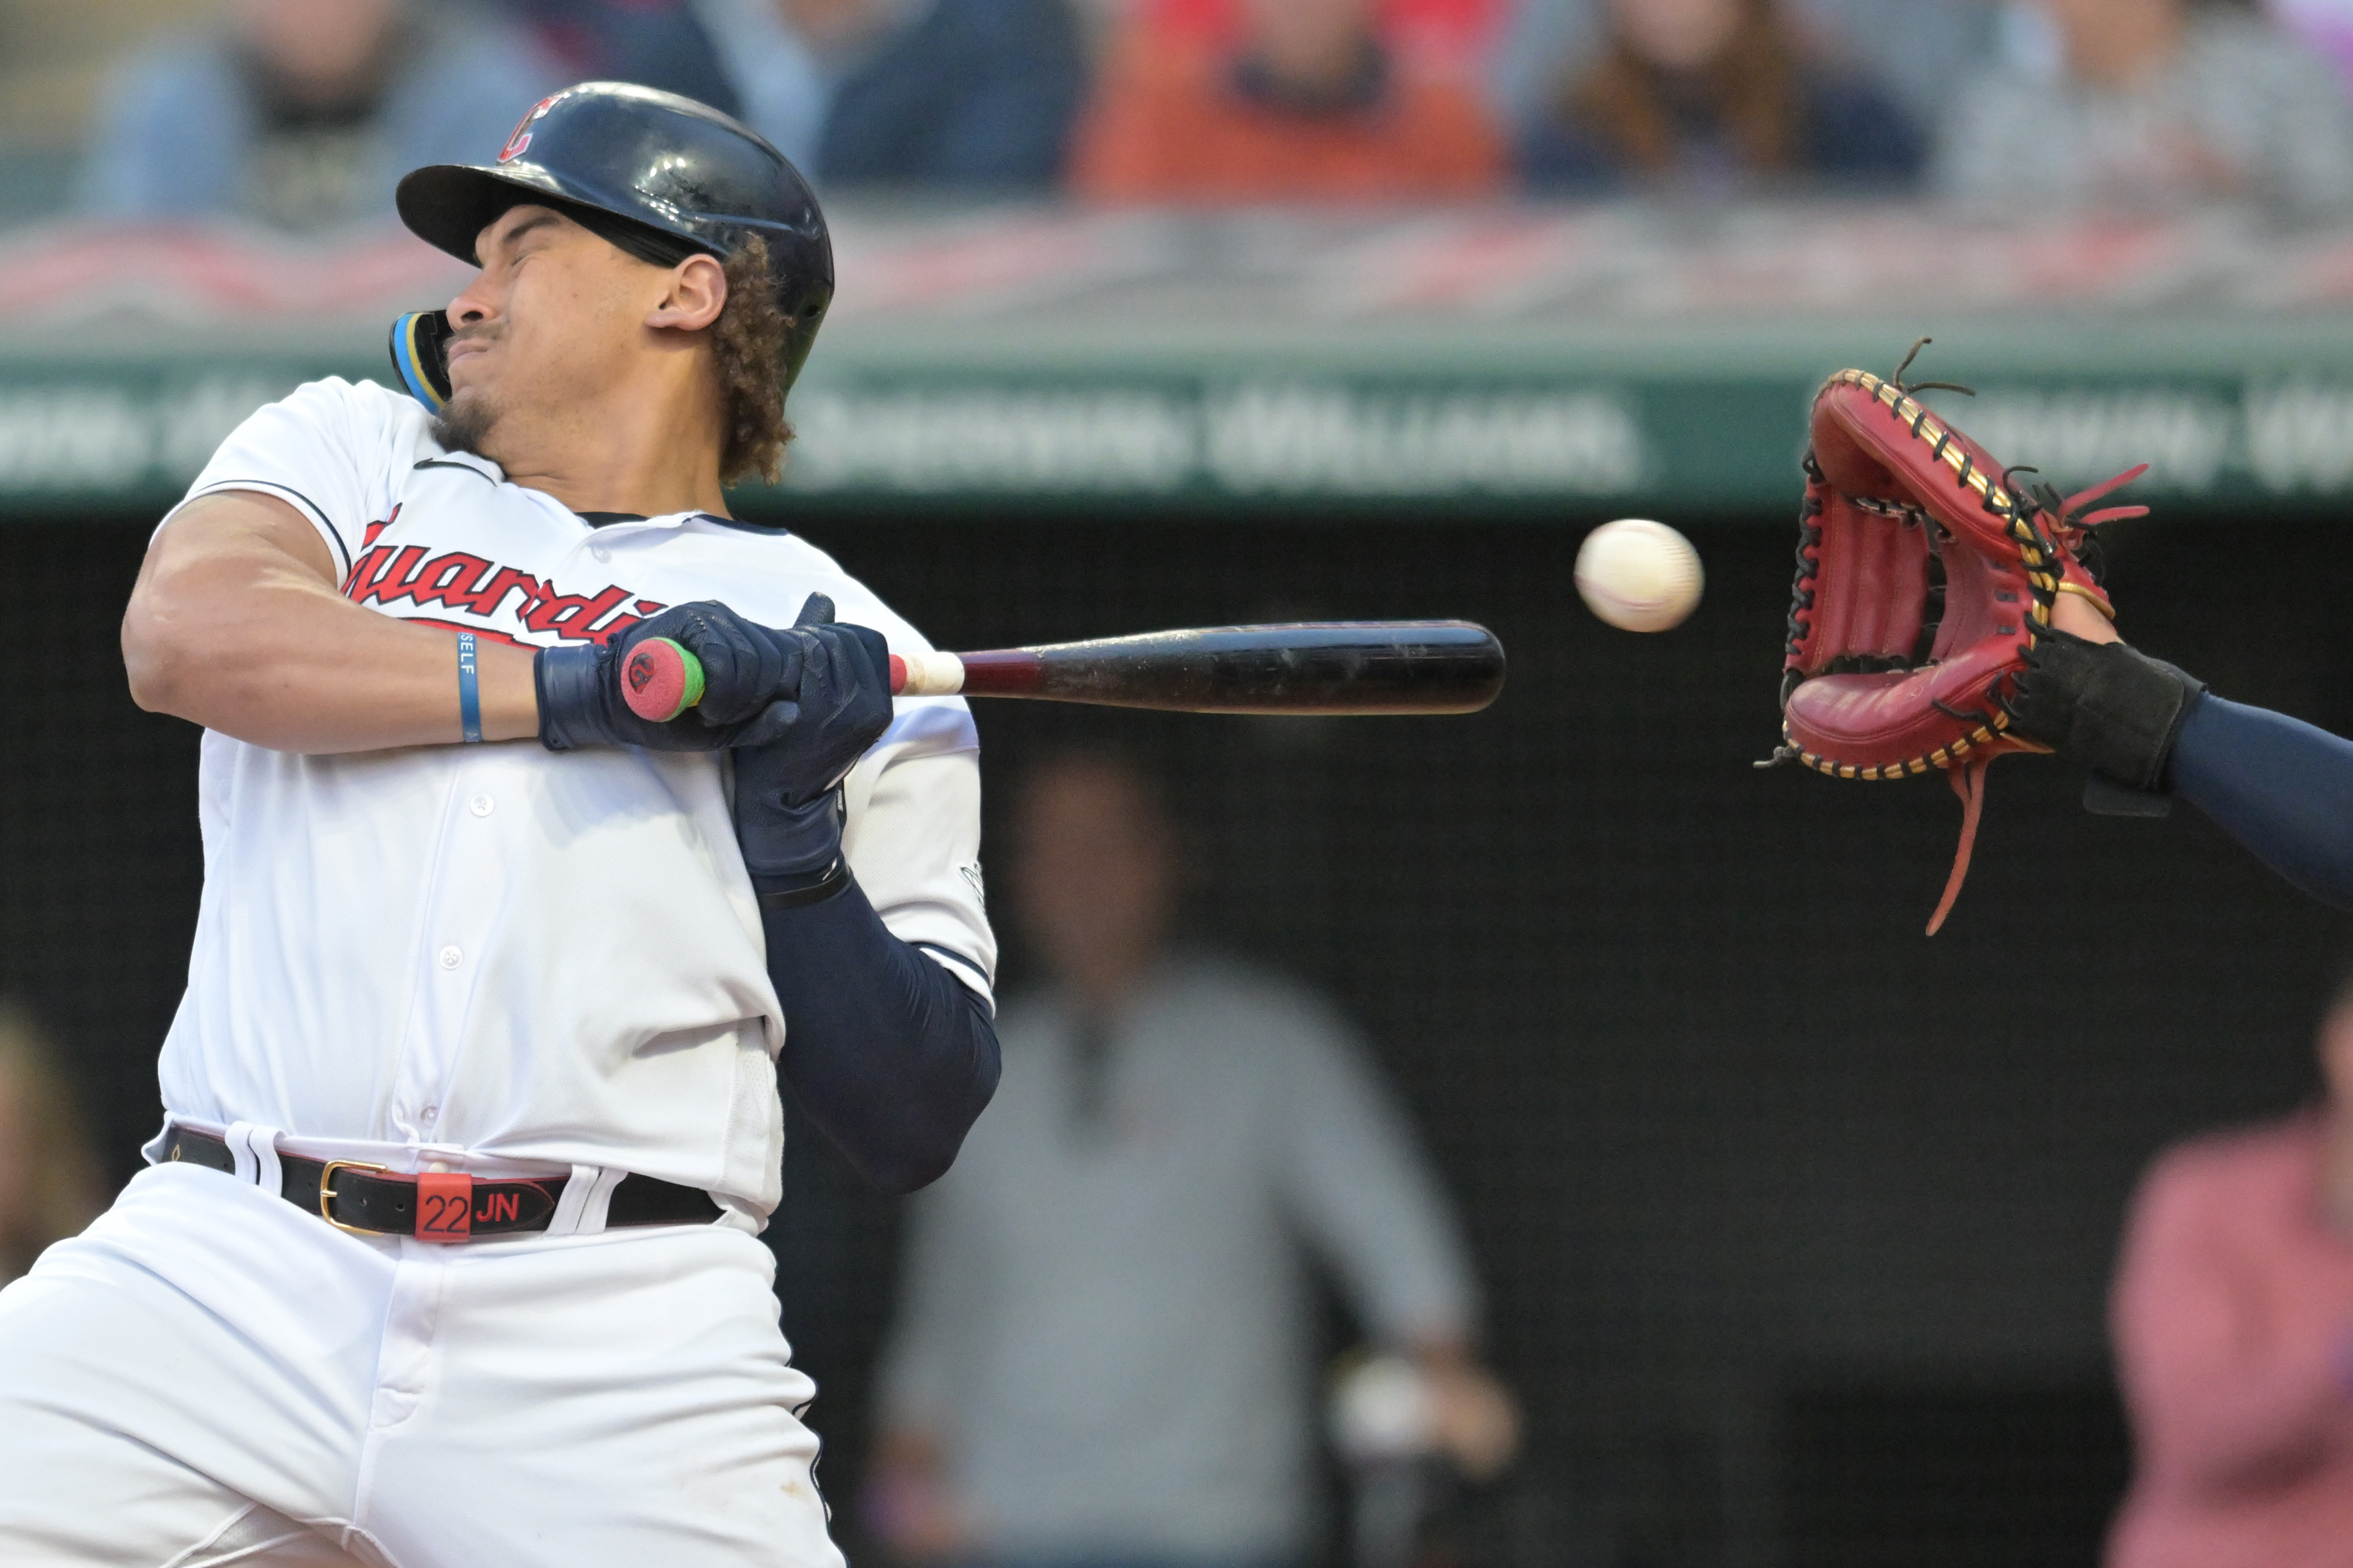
[[164, 1126, 721, 1242]]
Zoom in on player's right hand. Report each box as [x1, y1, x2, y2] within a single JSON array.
[[727, 595, 895, 897], [535, 600, 836, 753]]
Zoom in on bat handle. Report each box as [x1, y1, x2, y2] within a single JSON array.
[[619, 637, 916, 722]]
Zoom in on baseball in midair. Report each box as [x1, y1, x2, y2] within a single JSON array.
[[1574, 519, 1704, 633]]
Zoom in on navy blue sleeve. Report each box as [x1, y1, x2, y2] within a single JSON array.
[[2169, 694, 2353, 911], [760, 879, 1001, 1195]]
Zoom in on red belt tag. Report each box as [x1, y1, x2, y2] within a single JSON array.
[[417, 1172, 474, 1242]]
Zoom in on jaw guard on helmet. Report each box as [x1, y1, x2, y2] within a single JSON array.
[[388, 310, 454, 415], [387, 81, 834, 414]]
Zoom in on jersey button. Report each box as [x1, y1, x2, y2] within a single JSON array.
[[591, 546, 612, 564], [469, 794, 494, 817], [437, 945, 463, 970]]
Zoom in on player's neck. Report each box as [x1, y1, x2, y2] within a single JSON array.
[[486, 370, 731, 520]]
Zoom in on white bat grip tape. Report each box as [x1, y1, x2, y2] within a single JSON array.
[[895, 649, 966, 697]]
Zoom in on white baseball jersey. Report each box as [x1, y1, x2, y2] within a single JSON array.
[[147, 376, 995, 1218]]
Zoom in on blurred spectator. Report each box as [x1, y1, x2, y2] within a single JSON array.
[[2276, 0, 2353, 91], [695, 0, 1087, 189], [1934, 0, 2353, 213], [78, 0, 558, 231], [1493, 0, 2000, 149], [867, 752, 1516, 1567], [1151, 0, 1505, 62], [1801, 0, 2006, 126], [2106, 970, 2353, 1567], [1069, 0, 1508, 200], [1517, 0, 1926, 194], [502, 0, 743, 115], [0, 1006, 105, 1288], [690, 0, 829, 170]]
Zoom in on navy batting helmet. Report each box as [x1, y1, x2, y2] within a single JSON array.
[[390, 82, 833, 412]]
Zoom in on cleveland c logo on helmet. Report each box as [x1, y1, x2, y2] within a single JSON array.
[[499, 97, 559, 164]]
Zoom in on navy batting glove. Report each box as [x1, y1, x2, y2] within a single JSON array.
[[537, 600, 815, 753], [730, 595, 895, 898]]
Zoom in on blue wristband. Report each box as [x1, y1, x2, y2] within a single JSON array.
[[456, 632, 483, 744]]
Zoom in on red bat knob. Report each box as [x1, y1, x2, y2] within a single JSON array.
[[621, 638, 702, 722], [620, 639, 914, 722]]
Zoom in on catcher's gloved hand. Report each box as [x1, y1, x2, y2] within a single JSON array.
[[728, 594, 895, 900], [1765, 341, 2151, 931], [2007, 629, 2207, 798], [537, 599, 830, 752]]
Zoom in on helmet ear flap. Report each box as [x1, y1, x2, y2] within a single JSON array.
[[389, 311, 454, 414]]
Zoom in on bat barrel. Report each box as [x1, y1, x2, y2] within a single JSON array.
[[957, 621, 1505, 715]]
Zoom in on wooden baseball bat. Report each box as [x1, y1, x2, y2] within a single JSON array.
[[620, 621, 1505, 720]]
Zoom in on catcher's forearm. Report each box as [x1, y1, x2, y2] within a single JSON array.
[[2011, 632, 2353, 908], [2169, 697, 2353, 913]]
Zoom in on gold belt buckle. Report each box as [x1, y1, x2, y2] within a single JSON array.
[[317, 1160, 393, 1236]]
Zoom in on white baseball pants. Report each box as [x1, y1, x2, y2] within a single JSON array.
[[0, 1160, 843, 1568]]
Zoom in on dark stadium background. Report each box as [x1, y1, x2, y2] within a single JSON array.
[[8, 498, 2344, 1567]]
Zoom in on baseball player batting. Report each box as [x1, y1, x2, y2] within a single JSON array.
[[0, 84, 1002, 1567]]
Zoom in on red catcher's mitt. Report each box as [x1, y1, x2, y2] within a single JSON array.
[[1765, 345, 2144, 933]]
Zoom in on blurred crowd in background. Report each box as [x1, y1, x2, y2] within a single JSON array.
[[12, 4, 2353, 1567], [2, 0, 2353, 228]]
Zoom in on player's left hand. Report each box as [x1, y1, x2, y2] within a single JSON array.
[[728, 594, 895, 898], [537, 597, 874, 754]]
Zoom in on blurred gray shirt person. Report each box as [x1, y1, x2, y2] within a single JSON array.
[[869, 753, 1512, 1567], [1934, 0, 2353, 213], [79, 0, 557, 232]]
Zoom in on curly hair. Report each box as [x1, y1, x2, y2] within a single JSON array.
[[713, 236, 796, 487]]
